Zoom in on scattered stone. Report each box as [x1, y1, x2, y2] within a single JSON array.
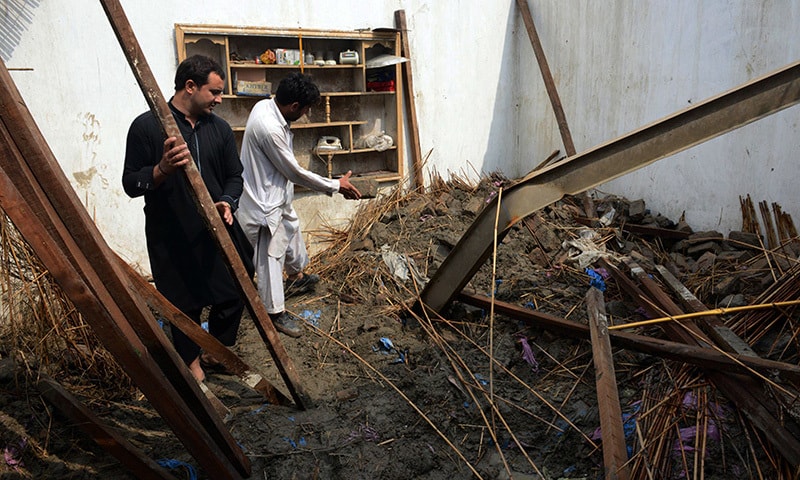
[[728, 231, 762, 250], [629, 250, 655, 271], [349, 237, 374, 251], [628, 199, 646, 222], [718, 293, 747, 308], [688, 231, 724, 243], [447, 198, 463, 216], [653, 213, 676, 229], [448, 302, 485, 322], [694, 251, 717, 273], [716, 250, 750, 263], [528, 247, 550, 267], [675, 218, 694, 233], [533, 223, 562, 252], [434, 231, 462, 250], [463, 196, 485, 216], [336, 388, 359, 401], [350, 177, 378, 198], [669, 252, 692, 273], [714, 275, 739, 297], [687, 241, 721, 258], [368, 221, 391, 246]]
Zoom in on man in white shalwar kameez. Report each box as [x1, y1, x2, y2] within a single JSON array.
[[237, 73, 361, 337]]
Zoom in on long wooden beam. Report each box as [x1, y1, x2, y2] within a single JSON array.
[[98, 0, 311, 409], [395, 10, 424, 192], [586, 288, 630, 480], [516, 0, 576, 156], [457, 292, 800, 382], [419, 59, 800, 313]]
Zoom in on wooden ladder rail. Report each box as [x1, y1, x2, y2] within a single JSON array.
[[118, 257, 293, 407], [99, 0, 311, 409]]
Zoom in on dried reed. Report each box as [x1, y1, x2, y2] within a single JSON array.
[[0, 212, 134, 399]]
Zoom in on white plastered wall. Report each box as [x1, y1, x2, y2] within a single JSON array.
[[2, 1, 799, 275], [518, 1, 800, 233]]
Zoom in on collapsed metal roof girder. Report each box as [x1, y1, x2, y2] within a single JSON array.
[[419, 60, 800, 313]]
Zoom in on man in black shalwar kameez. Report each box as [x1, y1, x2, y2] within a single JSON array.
[[122, 55, 253, 382]]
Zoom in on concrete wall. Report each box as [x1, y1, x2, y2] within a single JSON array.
[[519, 1, 800, 233], [2, 1, 799, 274]]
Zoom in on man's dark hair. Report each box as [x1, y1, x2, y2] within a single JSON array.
[[174, 55, 226, 92], [275, 72, 321, 108]]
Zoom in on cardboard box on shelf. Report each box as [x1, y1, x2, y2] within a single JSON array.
[[236, 80, 272, 97]]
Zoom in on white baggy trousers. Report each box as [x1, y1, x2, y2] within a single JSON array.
[[245, 214, 309, 315]]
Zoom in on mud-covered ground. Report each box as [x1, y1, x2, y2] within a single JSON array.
[[0, 175, 797, 479]]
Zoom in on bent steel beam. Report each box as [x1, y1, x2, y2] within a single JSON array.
[[419, 60, 800, 313]]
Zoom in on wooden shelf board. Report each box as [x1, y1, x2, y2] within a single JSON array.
[[314, 146, 397, 156], [232, 120, 371, 132], [224, 92, 391, 99], [323, 91, 395, 97], [230, 63, 362, 69], [223, 94, 269, 100], [177, 24, 396, 41], [291, 120, 368, 129]]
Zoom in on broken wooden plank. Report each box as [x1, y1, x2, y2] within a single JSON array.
[[586, 288, 631, 480], [573, 216, 691, 240], [655, 264, 758, 357], [99, 0, 311, 410], [37, 377, 175, 480], [613, 258, 710, 345], [118, 256, 292, 406], [457, 292, 800, 382]]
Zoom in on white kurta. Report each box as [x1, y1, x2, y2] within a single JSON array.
[[237, 98, 340, 313]]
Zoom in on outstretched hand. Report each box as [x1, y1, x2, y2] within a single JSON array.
[[337, 171, 362, 200]]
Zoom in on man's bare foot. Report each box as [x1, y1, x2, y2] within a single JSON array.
[[188, 356, 205, 383]]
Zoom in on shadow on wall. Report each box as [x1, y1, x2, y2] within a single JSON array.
[[0, 0, 40, 61], [481, 2, 526, 178]]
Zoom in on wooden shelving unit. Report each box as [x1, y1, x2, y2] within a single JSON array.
[[175, 24, 404, 182]]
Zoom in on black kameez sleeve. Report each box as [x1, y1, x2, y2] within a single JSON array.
[[122, 113, 163, 198], [218, 122, 244, 212]]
